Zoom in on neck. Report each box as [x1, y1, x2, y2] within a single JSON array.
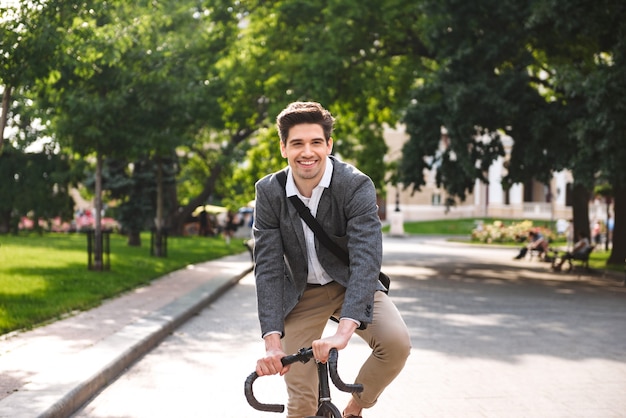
[[294, 178, 316, 198]]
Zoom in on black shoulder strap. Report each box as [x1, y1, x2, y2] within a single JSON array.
[[276, 171, 349, 265]]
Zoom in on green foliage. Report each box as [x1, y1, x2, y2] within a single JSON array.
[[398, 0, 626, 265], [43, 1, 219, 159], [0, 147, 77, 233], [401, 0, 563, 199], [3, 1, 622, 267], [97, 156, 173, 234], [222, 0, 426, 193], [220, 127, 286, 210], [26, 0, 243, 236], [400, 0, 626, 195], [0, 0, 82, 154], [0, 232, 247, 335]]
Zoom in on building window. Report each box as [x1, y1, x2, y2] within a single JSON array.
[[432, 193, 441, 206]]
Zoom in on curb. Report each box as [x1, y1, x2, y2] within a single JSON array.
[[0, 265, 253, 418]]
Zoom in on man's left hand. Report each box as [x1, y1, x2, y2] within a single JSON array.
[[311, 319, 358, 363]]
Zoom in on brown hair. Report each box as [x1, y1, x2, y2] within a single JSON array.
[[276, 101, 335, 144]]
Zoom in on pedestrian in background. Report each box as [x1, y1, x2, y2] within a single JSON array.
[[223, 211, 238, 244], [513, 229, 549, 260], [552, 231, 591, 271]]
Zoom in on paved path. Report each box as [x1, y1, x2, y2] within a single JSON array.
[[70, 237, 626, 417], [0, 253, 253, 418]]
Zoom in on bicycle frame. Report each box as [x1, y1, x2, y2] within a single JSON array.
[[244, 347, 363, 417]]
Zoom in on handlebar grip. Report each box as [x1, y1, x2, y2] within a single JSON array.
[[281, 347, 314, 366], [328, 348, 364, 393], [244, 371, 285, 413]]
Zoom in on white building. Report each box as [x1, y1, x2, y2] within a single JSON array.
[[383, 125, 576, 222]]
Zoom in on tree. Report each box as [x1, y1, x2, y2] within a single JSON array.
[[0, 146, 76, 233], [109, 1, 230, 252], [0, 0, 80, 155], [401, 1, 568, 198], [33, 0, 241, 258], [529, 0, 626, 264], [209, 0, 428, 209], [0, 1, 87, 234], [36, 1, 145, 266], [399, 0, 626, 266]]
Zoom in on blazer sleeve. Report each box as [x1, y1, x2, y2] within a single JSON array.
[[339, 174, 382, 325], [253, 172, 289, 337]]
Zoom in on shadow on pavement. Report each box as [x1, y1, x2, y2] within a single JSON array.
[[388, 258, 626, 364]]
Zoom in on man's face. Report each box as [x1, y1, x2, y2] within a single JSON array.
[[280, 123, 333, 185]]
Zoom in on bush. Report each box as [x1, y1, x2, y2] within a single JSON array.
[[472, 220, 556, 243]]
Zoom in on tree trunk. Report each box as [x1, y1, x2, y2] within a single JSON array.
[[127, 230, 141, 246], [166, 161, 224, 236], [0, 209, 9, 234], [571, 183, 591, 240], [607, 185, 625, 266], [605, 196, 612, 251], [153, 157, 165, 257], [93, 151, 103, 270], [0, 84, 13, 156]]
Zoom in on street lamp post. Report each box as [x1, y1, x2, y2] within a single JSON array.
[[389, 184, 404, 236], [395, 188, 401, 212]]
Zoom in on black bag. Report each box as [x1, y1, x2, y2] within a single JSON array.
[[378, 271, 391, 292], [277, 171, 390, 294]]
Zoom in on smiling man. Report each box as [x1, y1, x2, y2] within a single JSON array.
[[252, 102, 411, 418]]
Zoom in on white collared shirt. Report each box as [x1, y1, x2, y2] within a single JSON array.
[[285, 157, 334, 285]]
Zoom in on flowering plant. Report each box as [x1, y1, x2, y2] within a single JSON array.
[[472, 220, 555, 243]]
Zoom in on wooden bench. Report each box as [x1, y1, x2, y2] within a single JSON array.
[[528, 243, 552, 261], [563, 245, 595, 272]]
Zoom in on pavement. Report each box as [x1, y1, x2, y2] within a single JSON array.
[[0, 238, 624, 418], [0, 252, 253, 418]]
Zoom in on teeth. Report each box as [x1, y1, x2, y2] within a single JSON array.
[[300, 161, 315, 166]]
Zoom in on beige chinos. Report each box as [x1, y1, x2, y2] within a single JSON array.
[[282, 281, 411, 418]]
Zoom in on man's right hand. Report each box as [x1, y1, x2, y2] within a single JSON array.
[[256, 333, 289, 376], [256, 349, 289, 376]]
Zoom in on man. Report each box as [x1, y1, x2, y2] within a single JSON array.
[[513, 230, 548, 260], [552, 231, 591, 271], [253, 101, 411, 418]]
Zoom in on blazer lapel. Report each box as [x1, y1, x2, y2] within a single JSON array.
[[286, 196, 308, 263], [316, 189, 332, 228]]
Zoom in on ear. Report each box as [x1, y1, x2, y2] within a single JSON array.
[[280, 140, 287, 158], [327, 137, 334, 154]]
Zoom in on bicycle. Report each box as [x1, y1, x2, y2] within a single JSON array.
[[244, 347, 363, 418]]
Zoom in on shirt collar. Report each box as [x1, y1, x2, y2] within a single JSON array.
[[286, 156, 333, 197]]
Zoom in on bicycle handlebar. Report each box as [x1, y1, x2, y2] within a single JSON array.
[[327, 349, 364, 393], [244, 347, 363, 413]]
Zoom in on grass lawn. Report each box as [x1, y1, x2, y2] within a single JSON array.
[[383, 217, 556, 236], [0, 232, 247, 335]]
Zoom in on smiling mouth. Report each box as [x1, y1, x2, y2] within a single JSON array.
[[298, 160, 317, 167]]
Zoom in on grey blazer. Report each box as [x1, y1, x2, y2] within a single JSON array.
[[253, 156, 384, 337]]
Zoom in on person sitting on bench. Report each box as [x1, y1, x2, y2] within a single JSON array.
[[552, 231, 591, 271], [513, 230, 549, 260]]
